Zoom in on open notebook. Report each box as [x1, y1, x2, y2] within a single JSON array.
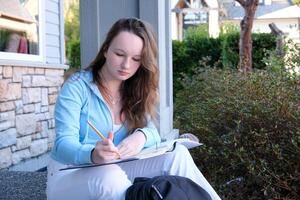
[[59, 138, 202, 171]]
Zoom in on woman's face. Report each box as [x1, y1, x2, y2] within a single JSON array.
[[102, 31, 143, 82]]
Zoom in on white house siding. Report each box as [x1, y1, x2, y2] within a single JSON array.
[[0, 0, 65, 171], [45, 0, 64, 65]]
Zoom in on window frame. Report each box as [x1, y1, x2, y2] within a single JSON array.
[[0, 0, 45, 62]]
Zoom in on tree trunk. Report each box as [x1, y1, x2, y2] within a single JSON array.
[[269, 22, 284, 57], [236, 0, 259, 73]]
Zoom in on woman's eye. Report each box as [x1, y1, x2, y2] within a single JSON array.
[[133, 58, 141, 62], [115, 52, 124, 57]]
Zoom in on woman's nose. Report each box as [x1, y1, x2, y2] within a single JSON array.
[[121, 57, 130, 69]]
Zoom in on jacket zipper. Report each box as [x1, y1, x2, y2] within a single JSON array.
[[102, 100, 114, 140], [151, 184, 163, 199]]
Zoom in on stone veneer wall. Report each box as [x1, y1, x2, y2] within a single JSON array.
[[0, 65, 64, 170]]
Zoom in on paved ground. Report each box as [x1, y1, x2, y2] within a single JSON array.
[[0, 171, 47, 200]]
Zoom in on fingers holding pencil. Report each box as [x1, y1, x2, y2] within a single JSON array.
[[87, 121, 121, 161], [108, 131, 114, 140], [92, 139, 120, 163], [107, 130, 121, 159]]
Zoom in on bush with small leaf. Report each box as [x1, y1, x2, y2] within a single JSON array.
[[263, 38, 300, 77], [174, 64, 300, 199]]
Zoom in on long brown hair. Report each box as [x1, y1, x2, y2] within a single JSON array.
[[87, 18, 159, 130]]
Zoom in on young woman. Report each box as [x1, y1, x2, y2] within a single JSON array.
[[47, 18, 221, 200]]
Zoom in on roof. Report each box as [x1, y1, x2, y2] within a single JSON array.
[[257, 5, 300, 19], [0, 0, 35, 23]]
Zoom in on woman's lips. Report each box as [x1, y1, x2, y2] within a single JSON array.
[[118, 70, 130, 76]]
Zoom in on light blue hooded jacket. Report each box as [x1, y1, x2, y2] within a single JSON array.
[[50, 70, 161, 165]]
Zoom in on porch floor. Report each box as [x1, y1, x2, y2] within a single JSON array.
[[0, 171, 47, 200]]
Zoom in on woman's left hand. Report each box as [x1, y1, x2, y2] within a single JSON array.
[[117, 131, 146, 158]]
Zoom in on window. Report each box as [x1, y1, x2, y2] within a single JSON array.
[[0, 0, 44, 62]]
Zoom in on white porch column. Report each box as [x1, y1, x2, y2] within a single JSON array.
[[205, 0, 219, 38], [208, 9, 219, 38], [139, 0, 176, 140], [80, 0, 176, 140]]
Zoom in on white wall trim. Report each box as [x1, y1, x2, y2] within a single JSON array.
[[59, 0, 65, 65], [0, 59, 68, 69], [40, 0, 46, 63]]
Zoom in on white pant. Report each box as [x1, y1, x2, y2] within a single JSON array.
[[47, 144, 221, 200]]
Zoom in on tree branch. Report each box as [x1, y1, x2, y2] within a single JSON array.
[[269, 23, 283, 36]]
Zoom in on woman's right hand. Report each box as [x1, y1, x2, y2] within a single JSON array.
[[91, 139, 120, 164]]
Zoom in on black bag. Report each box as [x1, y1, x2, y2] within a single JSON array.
[[125, 175, 212, 200]]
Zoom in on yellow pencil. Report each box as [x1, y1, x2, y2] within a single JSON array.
[[87, 121, 106, 140]]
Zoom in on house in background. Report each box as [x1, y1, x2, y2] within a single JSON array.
[[0, 0, 66, 171], [221, 0, 300, 42], [171, 0, 300, 42], [170, 0, 219, 40]]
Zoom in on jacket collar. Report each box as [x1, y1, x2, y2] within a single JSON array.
[[79, 70, 105, 101]]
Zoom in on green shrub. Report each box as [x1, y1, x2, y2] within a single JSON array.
[[184, 24, 209, 40], [172, 31, 277, 96], [67, 39, 80, 69], [263, 38, 300, 77], [174, 67, 300, 199], [172, 40, 192, 94], [220, 32, 239, 69], [0, 30, 10, 51], [186, 36, 222, 68], [220, 23, 240, 35], [252, 33, 277, 69], [65, 1, 80, 69], [183, 24, 222, 69], [173, 24, 222, 97], [172, 26, 277, 100], [219, 32, 276, 69]]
